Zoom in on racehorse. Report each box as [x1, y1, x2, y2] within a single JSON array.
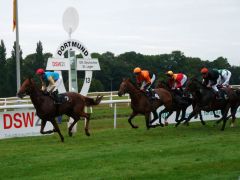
[[155, 80, 193, 125], [17, 78, 103, 142], [156, 80, 220, 125], [118, 78, 172, 129], [176, 78, 239, 130]]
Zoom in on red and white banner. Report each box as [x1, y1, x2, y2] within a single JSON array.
[[0, 110, 53, 139]]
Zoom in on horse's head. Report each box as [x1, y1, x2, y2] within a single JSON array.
[[118, 78, 131, 97], [185, 78, 201, 93], [156, 80, 169, 89], [17, 78, 34, 98]]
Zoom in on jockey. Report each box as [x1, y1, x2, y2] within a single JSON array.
[[201, 67, 223, 99], [36, 68, 62, 103], [133, 67, 157, 99], [166, 71, 188, 91], [217, 69, 232, 88]]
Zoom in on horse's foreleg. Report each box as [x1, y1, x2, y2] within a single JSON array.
[[175, 110, 181, 122], [229, 105, 238, 128], [50, 119, 64, 142], [213, 111, 220, 118], [40, 120, 54, 134], [157, 108, 169, 127], [128, 111, 138, 128]]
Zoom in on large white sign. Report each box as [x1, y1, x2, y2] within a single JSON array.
[[0, 110, 53, 139], [46, 58, 70, 70], [55, 39, 98, 96], [77, 58, 100, 71]]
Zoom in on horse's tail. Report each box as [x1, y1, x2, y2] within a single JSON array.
[[85, 95, 103, 106]]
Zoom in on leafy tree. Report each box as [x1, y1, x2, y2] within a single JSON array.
[[0, 40, 7, 97]]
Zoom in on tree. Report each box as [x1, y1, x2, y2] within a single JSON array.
[[0, 40, 7, 97], [35, 41, 44, 68], [5, 41, 23, 96]]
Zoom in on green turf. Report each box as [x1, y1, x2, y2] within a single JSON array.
[[0, 111, 240, 180]]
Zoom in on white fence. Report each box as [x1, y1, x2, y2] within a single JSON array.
[[0, 87, 240, 139]]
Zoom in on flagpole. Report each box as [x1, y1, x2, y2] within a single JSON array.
[[15, 0, 21, 92]]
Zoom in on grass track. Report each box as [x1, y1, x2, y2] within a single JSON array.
[[0, 115, 240, 180]]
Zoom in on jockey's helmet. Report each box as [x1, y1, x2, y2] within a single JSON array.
[[166, 70, 174, 76], [133, 67, 141, 74], [201, 67, 208, 74], [36, 68, 45, 75]]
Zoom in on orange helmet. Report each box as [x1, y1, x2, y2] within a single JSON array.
[[166, 70, 174, 76], [133, 67, 141, 73], [36, 68, 45, 75], [201, 67, 208, 74]]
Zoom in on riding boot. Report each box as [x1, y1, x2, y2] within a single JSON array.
[[52, 91, 61, 104]]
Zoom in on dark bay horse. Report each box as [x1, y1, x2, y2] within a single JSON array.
[[118, 78, 172, 129], [155, 80, 220, 125], [17, 78, 103, 142], [176, 78, 239, 130], [155, 80, 192, 125]]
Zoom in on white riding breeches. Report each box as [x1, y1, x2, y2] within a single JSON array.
[[47, 77, 63, 92]]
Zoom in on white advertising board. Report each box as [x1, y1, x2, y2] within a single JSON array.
[[0, 110, 53, 139], [46, 58, 70, 71], [152, 106, 240, 125], [77, 58, 100, 71]]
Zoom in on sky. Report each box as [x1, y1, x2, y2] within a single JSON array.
[[0, 0, 240, 65]]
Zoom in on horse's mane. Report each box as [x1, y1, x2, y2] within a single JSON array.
[[124, 78, 140, 90]]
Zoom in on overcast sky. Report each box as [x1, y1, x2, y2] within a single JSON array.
[[0, 0, 239, 65]]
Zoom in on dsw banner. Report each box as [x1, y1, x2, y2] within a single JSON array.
[[0, 110, 53, 139]]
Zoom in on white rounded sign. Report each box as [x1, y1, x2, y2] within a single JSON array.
[[62, 7, 79, 35], [55, 39, 92, 96]]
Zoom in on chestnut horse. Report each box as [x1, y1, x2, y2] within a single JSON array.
[[118, 78, 172, 129], [17, 78, 103, 142]]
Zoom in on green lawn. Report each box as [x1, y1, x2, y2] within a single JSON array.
[[0, 108, 240, 180]]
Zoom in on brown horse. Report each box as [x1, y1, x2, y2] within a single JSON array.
[[17, 78, 103, 142], [118, 78, 172, 129]]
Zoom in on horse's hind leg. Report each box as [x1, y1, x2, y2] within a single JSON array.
[[221, 104, 231, 131], [82, 112, 91, 136], [51, 119, 64, 142], [230, 105, 238, 127]]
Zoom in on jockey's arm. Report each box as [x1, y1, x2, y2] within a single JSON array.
[[40, 78, 46, 91], [48, 76, 56, 92], [175, 80, 182, 88], [143, 82, 151, 90]]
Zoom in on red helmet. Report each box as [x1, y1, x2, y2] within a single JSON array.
[[201, 67, 208, 74], [36, 68, 45, 75]]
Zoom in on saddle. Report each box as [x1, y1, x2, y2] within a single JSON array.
[[143, 89, 159, 100], [43, 91, 70, 104], [215, 89, 228, 100], [52, 92, 70, 104]]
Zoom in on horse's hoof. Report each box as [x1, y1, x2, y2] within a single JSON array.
[[68, 131, 73, 137], [61, 138, 64, 142], [160, 123, 165, 127], [132, 125, 138, 129], [175, 123, 180, 127], [164, 122, 168, 126], [202, 122, 206, 126], [221, 128, 225, 131], [85, 132, 90, 136], [183, 122, 189, 126]]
